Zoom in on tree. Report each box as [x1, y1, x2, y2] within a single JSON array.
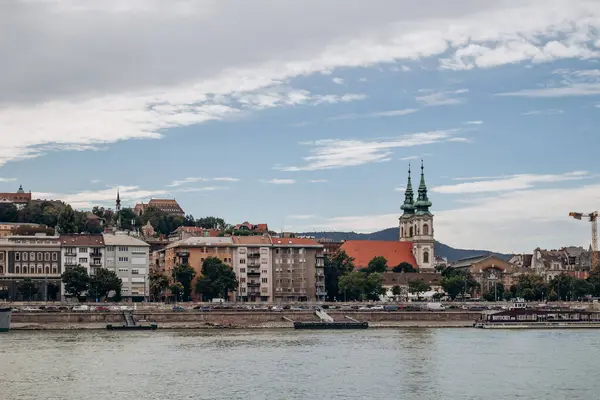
[[117, 207, 140, 231], [57, 205, 77, 234], [440, 268, 479, 300], [338, 271, 368, 301], [365, 272, 385, 301], [183, 214, 196, 227], [0, 203, 18, 222], [92, 206, 106, 219], [196, 216, 227, 230], [47, 282, 60, 301], [89, 269, 122, 301], [483, 283, 505, 301], [42, 206, 59, 227], [514, 274, 547, 301], [408, 279, 431, 299], [195, 257, 238, 301], [324, 250, 355, 301], [61, 265, 90, 298], [170, 282, 184, 301], [392, 285, 402, 299], [149, 270, 170, 301], [392, 262, 416, 273], [172, 264, 196, 301], [366, 256, 388, 274], [85, 219, 104, 234], [17, 278, 38, 301]]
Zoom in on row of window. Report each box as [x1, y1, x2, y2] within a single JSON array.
[[238, 268, 269, 274], [240, 278, 269, 283], [15, 252, 58, 262], [13, 264, 59, 274], [239, 259, 269, 264], [401, 223, 430, 237], [275, 248, 306, 254]]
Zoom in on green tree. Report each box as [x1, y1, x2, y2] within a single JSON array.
[[57, 205, 78, 234], [365, 272, 385, 301], [183, 214, 196, 227], [42, 206, 59, 227], [195, 257, 238, 301], [92, 206, 106, 218], [483, 282, 505, 301], [17, 278, 39, 301], [170, 282, 184, 301], [515, 274, 547, 301], [61, 265, 90, 298], [196, 216, 227, 230], [408, 279, 431, 299], [117, 207, 140, 231], [172, 264, 196, 301], [47, 282, 60, 301], [392, 285, 402, 299], [85, 219, 104, 234], [0, 203, 18, 222], [12, 224, 55, 236], [324, 250, 355, 301], [338, 271, 368, 301], [440, 268, 479, 300], [89, 269, 122, 301], [392, 262, 416, 273], [149, 270, 170, 301], [366, 256, 388, 274]]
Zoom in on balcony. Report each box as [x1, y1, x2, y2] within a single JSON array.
[[247, 270, 260, 277], [248, 261, 261, 267], [64, 260, 78, 266], [248, 252, 261, 258], [247, 282, 260, 287], [248, 291, 261, 297], [89, 250, 102, 257], [316, 253, 325, 258], [176, 250, 190, 257]]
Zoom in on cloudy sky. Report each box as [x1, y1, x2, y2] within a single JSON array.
[[1, 0, 600, 253]]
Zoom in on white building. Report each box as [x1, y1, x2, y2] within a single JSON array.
[[103, 232, 150, 300], [231, 235, 273, 302], [59, 235, 105, 277]]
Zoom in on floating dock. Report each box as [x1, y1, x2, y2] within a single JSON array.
[[106, 311, 157, 331], [294, 321, 368, 329], [0, 307, 11, 332]]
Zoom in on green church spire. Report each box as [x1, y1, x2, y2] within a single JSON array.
[[400, 163, 415, 216], [414, 159, 432, 215]]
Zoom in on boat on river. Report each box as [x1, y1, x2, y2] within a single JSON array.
[[474, 308, 600, 329], [0, 307, 11, 332]]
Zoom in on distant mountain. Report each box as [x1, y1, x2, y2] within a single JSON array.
[[299, 227, 511, 262]]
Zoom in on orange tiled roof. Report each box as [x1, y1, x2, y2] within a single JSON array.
[[340, 240, 417, 270]]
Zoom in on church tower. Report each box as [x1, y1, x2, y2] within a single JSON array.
[[399, 161, 435, 271]]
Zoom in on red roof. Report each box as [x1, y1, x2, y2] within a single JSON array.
[[340, 240, 416, 270]]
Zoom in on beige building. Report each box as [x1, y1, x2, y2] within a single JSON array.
[[232, 236, 273, 302], [271, 237, 325, 302]]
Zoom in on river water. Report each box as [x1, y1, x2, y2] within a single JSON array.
[[1, 329, 598, 399]]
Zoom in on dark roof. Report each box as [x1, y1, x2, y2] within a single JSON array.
[[59, 235, 105, 246]]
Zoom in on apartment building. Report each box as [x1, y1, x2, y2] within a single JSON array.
[[271, 237, 326, 302], [164, 236, 233, 275], [59, 235, 105, 277], [103, 233, 150, 301], [0, 234, 62, 301], [232, 236, 272, 302]]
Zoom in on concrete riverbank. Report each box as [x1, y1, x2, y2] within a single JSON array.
[[9, 311, 480, 330]]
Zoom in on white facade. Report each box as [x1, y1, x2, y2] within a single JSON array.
[[103, 233, 150, 299]]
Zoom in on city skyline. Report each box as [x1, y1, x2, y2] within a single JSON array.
[[1, 1, 599, 253]]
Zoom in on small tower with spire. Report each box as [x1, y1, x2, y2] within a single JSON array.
[[115, 189, 122, 230], [398, 160, 435, 271]]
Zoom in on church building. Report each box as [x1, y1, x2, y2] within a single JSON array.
[[339, 161, 435, 272], [399, 161, 435, 272]]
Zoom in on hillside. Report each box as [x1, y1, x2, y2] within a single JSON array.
[[299, 227, 511, 262]]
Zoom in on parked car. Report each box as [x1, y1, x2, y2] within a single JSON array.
[[72, 305, 89, 311], [383, 305, 399, 311], [271, 306, 284, 312], [425, 302, 446, 311], [172, 305, 185, 312]]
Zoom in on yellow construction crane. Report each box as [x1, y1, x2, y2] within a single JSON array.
[[569, 211, 598, 269]]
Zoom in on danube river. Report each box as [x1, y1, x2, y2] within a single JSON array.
[[1, 329, 598, 399]]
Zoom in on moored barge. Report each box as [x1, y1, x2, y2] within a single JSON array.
[[0, 307, 11, 332], [475, 308, 600, 329]]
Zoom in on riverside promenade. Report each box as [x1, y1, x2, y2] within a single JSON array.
[[7, 307, 481, 330]]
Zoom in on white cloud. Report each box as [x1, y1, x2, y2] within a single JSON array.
[[465, 120, 483, 125], [35, 185, 169, 210], [399, 155, 420, 161], [328, 108, 419, 121], [416, 89, 469, 106], [2, 1, 600, 166], [332, 77, 345, 85], [521, 109, 564, 115], [288, 214, 316, 220], [175, 186, 227, 193], [497, 84, 600, 97], [309, 179, 328, 183], [0, 178, 17, 183], [262, 178, 296, 184], [279, 130, 461, 171], [358, 77, 368, 82], [433, 171, 589, 194], [167, 177, 239, 187]]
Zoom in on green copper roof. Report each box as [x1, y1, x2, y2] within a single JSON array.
[[17, 185, 24, 194], [400, 164, 415, 215], [414, 160, 432, 215]]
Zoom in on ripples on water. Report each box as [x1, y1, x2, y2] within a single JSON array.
[[1, 329, 598, 400]]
